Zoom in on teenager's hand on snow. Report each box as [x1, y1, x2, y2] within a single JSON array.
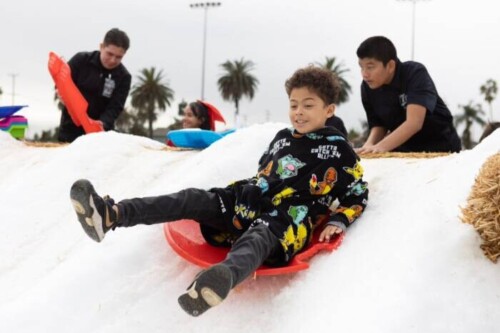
[[355, 144, 390, 154]]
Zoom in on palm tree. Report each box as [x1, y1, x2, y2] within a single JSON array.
[[455, 101, 486, 149], [316, 56, 352, 105], [218, 58, 259, 126], [480, 79, 497, 121], [115, 107, 148, 137], [130, 67, 174, 138], [53, 88, 64, 111]]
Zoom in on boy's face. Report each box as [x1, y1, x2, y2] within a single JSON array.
[[358, 57, 395, 89], [99, 43, 126, 70], [289, 87, 334, 134]]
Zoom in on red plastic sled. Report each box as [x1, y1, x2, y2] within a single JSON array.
[[48, 52, 103, 134], [164, 219, 343, 276]]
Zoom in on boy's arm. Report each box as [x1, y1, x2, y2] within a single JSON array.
[[327, 179, 368, 229], [321, 145, 369, 241], [358, 104, 426, 153]]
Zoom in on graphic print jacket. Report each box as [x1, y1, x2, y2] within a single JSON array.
[[209, 126, 369, 261]]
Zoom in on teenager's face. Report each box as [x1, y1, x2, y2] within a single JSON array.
[[182, 106, 204, 129], [99, 44, 126, 70], [358, 58, 395, 89], [288, 87, 334, 134]]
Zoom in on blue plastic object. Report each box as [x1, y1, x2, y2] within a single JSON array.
[[167, 129, 235, 149], [0, 105, 28, 118]]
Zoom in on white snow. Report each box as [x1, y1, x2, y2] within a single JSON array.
[[0, 124, 499, 333]]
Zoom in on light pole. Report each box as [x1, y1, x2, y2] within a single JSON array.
[[397, 0, 429, 60], [8, 73, 18, 105], [190, 2, 221, 100]]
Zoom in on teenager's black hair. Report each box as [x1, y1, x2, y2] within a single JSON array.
[[356, 36, 397, 66]]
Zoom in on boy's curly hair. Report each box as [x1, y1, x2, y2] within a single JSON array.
[[285, 65, 340, 105]]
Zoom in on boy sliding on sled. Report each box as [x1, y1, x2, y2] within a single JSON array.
[[70, 66, 369, 317]]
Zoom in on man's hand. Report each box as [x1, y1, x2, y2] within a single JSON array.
[[319, 225, 343, 242], [355, 144, 390, 154]]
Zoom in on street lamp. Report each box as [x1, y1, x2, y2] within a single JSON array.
[[397, 0, 429, 60], [190, 2, 221, 100], [8, 73, 18, 105]]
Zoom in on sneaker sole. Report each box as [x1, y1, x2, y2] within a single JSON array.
[[178, 265, 232, 317], [70, 180, 104, 242]]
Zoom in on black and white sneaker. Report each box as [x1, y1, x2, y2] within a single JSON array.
[[70, 179, 117, 242], [178, 265, 233, 317]]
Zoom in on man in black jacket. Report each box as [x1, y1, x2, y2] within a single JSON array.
[[58, 28, 131, 143]]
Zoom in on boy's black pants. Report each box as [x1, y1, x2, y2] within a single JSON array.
[[115, 188, 280, 287]]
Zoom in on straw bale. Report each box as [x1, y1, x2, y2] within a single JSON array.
[[22, 141, 68, 148], [460, 153, 500, 262], [360, 152, 450, 159]]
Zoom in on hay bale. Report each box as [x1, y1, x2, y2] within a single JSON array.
[[460, 153, 500, 262], [22, 141, 68, 148], [360, 152, 450, 159]]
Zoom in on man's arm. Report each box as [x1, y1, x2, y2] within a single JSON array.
[[357, 104, 426, 153], [355, 126, 386, 154]]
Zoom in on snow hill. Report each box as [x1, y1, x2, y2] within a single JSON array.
[[0, 124, 499, 333]]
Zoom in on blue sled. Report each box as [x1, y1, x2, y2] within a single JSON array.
[[0, 105, 28, 118], [167, 129, 235, 149]]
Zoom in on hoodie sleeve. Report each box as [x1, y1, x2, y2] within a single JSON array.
[[326, 147, 369, 232]]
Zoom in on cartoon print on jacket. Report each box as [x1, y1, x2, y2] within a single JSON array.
[[272, 187, 296, 206], [288, 205, 308, 225], [277, 205, 310, 256], [346, 181, 368, 196], [344, 161, 364, 180], [336, 205, 364, 224], [326, 135, 346, 142], [309, 167, 337, 195], [281, 219, 309, 255], [258, 161, 273, 178], [276, 154, 305, 179], [232, 204, 258, 230], [256, 177, 269, 193]]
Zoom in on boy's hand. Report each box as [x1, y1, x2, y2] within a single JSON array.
[[319, 225, 343, 242], [234, 184, 264, 223], [236, 184, 262, 208]]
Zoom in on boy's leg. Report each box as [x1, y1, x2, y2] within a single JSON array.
[[117, 188, 223, 227], [178, 223, 280, 316], [222, 223, 281, 286], [70, 179, 224, 242]]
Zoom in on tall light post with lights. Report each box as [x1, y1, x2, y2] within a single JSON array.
[[397, 0, 429, 60], [190, 2, 221, 100]]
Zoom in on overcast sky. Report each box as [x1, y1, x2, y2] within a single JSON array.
[[1, 0, 499, 138]]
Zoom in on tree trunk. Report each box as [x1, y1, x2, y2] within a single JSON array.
[[234, 99, 240, 128], [148, 105, 154, 138]]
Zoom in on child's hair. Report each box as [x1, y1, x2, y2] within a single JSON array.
[[356, 36, 397, 66], [103, 28, 130, 51], [188, 101, 211, 130], [285, 65, 340, 105]]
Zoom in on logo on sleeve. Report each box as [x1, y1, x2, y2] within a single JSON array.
[[399, 93, 408, 108]]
